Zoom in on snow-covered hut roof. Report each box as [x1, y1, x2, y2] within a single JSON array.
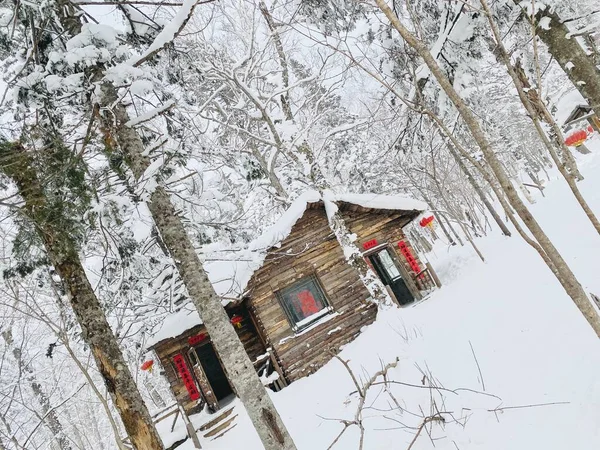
[[555, 89, 589, 126], [146, 190, 426, 349], [250, 190, 427, 252]]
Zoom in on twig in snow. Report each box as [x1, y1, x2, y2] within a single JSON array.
[[468, 340, 485, 391]]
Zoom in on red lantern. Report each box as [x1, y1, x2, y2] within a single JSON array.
[[565, 129, 587, 147], [230, 315, 243, 328], [419, 216, 435, 228], [587, 125, 594, 135], [141, 360, 154, 372]]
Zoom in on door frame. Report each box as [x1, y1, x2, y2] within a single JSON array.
[[363, 243, 422, 302], [187, 341, 232, 411]]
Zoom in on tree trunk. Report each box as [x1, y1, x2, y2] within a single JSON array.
[[0, 143, 164, 450], [513, 0, 600, 119], [97, 83, 297, 450], [445, 141, 511, 236], [375, 0, 600, 337], [324, 199, 395, 305], [480, 0, 600, 236], [1, 328, 72, 450]]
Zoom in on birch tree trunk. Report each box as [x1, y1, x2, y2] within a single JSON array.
[[513, 0, 600, 118], [480, 0, 600, 236], [374, 0, 600, 337], [97, 83, 297, 450], [0, 143, 164, 450]]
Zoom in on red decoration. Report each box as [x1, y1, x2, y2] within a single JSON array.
[[587, 125, 594, 135], [140, 360, 154, 372], [173, 354, 200, 401], [362, 239, 378, 250], [419, 216, 435, 228], [398, 240, 422, 277], [230, 315, 243, 329], [565, 129, 588, 147], [297, 289, 320, 316], [188, 332, 208, 346]]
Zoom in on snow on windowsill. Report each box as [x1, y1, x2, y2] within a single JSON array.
[[278, 309, 340, 345]]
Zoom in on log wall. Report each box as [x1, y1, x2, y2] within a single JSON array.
[[246, 206, 378, 382]]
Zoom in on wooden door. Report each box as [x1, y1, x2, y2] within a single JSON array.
[[369, 248, 415, 305], [188, 348, 219, 411]]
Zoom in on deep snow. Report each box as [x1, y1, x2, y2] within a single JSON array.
[[169, 137, 600, 449]]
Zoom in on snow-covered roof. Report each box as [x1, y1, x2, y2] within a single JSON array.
[[555, 89, 588, 125], [146, 190, 426, 348], [250, 190, 427, 252], [146, 305, 203, 348], [146, 255, 260, 348]]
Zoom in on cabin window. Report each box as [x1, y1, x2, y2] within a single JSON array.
[[277, 275, 332, 331]]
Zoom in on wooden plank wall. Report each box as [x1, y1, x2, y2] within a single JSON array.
[[341, 206, 435, 291], [246, 207, 378, 382], [152, 305, 267, 414]]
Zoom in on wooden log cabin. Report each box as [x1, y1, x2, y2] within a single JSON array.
[[146, 192, 438, 416]]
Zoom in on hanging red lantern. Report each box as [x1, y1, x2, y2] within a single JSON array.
[[419, 216, 435, 228], [230, 315, 243, 328], [586, 124, 594, 135], [141, 360, 154, 372], [564, 129, 588, 147]]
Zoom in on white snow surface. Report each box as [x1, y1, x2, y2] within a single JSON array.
[[554, 89, 588, 125], [168, 142, 600, 449], [146, 304, 202, 348]]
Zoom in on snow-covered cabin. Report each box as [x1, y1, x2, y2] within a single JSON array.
[[147, 192, 438, 415]]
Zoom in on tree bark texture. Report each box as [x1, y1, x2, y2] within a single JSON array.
[[98, 83, 297, 450], [375, 0, 600, 338], [480, 0, 600, 236], [0, 144, 164, 450], [513, 0, 600, 118]]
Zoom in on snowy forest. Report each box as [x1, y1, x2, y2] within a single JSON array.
[[0, 0, 600, 448]]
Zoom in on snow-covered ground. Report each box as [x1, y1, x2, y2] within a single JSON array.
[[176, 137, 600, 449]]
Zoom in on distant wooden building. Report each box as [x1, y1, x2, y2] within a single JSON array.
[[563, 104, 600, 132], [147, 193, 438, 415]]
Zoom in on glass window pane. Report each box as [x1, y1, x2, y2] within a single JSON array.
[[279, 277, 329, 329], [378, 249, 401, 279]]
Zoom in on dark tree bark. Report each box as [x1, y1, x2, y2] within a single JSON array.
[[97, 84, 297, 450], [513, 0, 600, 119], [0, 143, 164, 450]]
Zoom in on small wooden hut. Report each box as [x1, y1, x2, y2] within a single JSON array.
[[146, 192, 438, 416]]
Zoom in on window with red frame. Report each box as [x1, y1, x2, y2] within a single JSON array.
[[276, 275, 332, 331]]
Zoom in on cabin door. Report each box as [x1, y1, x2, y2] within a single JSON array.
[[368, 248, 414, 305], [194, 343, 233, 403]]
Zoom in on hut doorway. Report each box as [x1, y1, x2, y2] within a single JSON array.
[[193, 342, 233, 404], [367, 247, 414, 305]]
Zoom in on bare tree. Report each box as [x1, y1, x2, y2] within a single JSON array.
[[374, 0, 600, 338]]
